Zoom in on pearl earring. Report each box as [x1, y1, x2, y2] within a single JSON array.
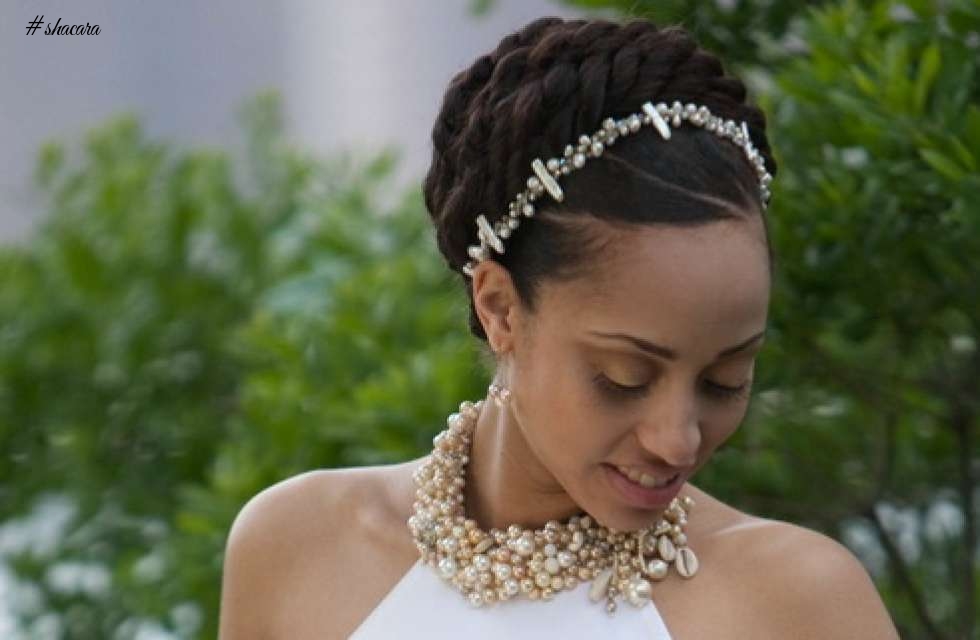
[[487, 382, 511, 407]]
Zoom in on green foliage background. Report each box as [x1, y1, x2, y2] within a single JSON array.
[[1, 1, 977, 638]]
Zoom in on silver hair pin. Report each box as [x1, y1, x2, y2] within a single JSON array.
[[462, 100, 774, 278]]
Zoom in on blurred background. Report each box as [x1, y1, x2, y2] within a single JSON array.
[[1, 0, 977, 638]]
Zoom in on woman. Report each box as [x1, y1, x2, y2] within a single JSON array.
[[218, 16, 900, 639]]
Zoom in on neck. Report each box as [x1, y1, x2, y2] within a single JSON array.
[[463, 394, 585, 531]]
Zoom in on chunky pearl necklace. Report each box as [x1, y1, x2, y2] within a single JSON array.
[[407, 397, 699, 614]]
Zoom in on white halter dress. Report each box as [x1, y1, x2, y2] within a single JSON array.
[[349, 557, 674, 639]]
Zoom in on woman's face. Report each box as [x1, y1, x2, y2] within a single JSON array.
[[501, 216, 771, 531]]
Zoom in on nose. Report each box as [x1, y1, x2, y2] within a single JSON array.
[[634, 384, 701, 469]]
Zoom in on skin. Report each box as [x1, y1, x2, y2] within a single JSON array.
[[218, 212, 902, 639], [465, 212, 770, 533]]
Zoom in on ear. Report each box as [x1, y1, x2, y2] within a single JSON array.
[[471, 260, 520, 353]]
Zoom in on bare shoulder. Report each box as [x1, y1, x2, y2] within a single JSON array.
[[670, 486, 899, 639], [736, 518, 901, 639], [218, 467, 356, 639], [218, 459, 425, 640]]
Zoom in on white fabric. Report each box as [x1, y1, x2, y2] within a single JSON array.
[[350, 558, 674, 639]]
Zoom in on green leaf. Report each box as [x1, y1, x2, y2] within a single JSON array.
[[912, 42, 941, 114], [919, 148, 967, 181], [964, 105, 980, 149], [948, 136, 978, 172], [882, 33, 912, 112], [850, 66, 878, 97]]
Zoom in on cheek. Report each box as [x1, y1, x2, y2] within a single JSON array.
[[699, 402, 749, 454], [511, 401, 607, 493], [539, 387, 602, 454]]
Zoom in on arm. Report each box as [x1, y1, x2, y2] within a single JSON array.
[[218, 484, 284, 640]]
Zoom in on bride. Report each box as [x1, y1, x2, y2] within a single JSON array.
[[218, 16, 900, 639]]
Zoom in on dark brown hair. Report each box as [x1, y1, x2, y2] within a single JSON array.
[[422, 17, 778, 343]]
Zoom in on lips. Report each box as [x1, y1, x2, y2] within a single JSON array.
[[613, 464, 678, 488], [603, 463, 684, 509]]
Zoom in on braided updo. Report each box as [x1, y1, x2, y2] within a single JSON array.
[[423, 16, 778, 344]]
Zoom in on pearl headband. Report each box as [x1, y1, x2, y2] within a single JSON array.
[[461, 100, 774, 278]]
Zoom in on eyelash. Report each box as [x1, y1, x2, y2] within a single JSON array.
[[593, 373, 751, 402]]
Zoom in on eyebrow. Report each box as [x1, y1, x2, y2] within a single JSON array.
[[586, 328, 767, 362]]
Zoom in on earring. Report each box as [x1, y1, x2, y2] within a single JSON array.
[[488, 382, 511, 407]]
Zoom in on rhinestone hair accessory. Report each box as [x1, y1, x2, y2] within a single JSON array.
[[461, 100, 774, 278]]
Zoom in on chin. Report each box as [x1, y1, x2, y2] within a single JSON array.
[[581, 466, 683, 532], [595, 506, 668, 533], [579, 489, 669, 533]]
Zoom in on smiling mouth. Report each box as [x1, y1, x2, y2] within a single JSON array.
[[612, 464, 679, 488], [601, 462, 685, 509]]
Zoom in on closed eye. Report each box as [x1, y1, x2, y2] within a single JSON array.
[[593, 373, 751, 402]]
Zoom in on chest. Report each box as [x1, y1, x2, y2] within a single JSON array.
[[271, 540, 775, 640]]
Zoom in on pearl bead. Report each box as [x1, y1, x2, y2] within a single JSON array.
[[544, 557, 561, 575], [557, 551, 575, 568], [514, 536, 534, 557], [646, 559, 669, 581], [493, 563, 511, 580], [627, 578, 652, 606], [439, 557, 456, 578], [473, 554, 490, 572]]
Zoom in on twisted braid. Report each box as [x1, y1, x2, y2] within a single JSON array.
[[423, 17, 778, 343]]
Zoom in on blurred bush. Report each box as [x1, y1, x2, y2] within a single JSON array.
[[0, 93, 483, 638], [1, 0, 977, 638]]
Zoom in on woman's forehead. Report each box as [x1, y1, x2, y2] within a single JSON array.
[[562, 218, 765, 290], [537, 220, 770, 347]]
